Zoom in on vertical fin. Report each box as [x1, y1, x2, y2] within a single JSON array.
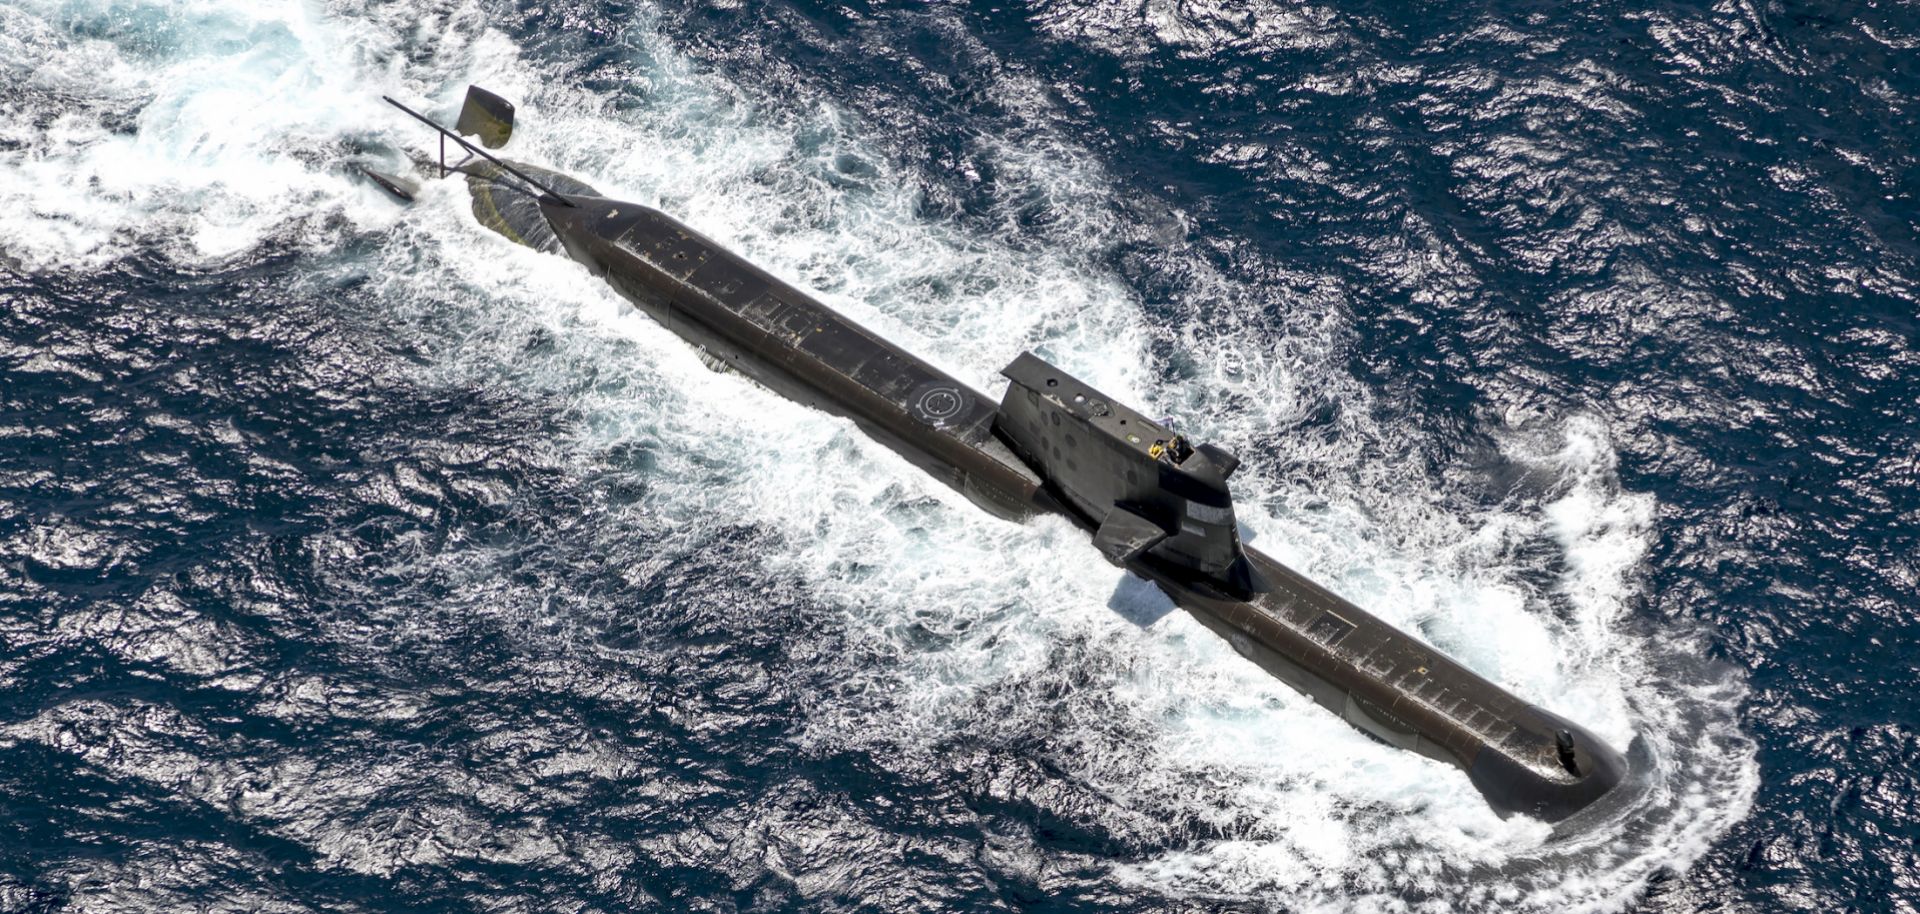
[[455, 86, 516, 149]]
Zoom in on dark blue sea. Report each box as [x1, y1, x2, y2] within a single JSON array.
[[1, 1, 1914, 911]]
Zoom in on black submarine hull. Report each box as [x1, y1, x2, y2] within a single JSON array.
[[1137, 551, 1625, 821], [537, 194, 1059, 523], [436, 160, 1627, 822]]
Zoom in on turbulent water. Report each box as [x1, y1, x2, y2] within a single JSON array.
[[1, 1, 1913, 911]]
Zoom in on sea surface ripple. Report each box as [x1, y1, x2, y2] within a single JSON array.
[[1, 1, 1915, 912]]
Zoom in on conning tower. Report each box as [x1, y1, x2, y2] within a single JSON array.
[[373, 88, 1634, 822], [994, 353, 1262, 597]]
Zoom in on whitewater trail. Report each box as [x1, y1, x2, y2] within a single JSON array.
[[0, 1, 1757, 910]]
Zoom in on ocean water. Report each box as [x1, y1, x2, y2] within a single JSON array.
[[0, 1, 1912, 911]]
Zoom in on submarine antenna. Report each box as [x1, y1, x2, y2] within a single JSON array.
[[380, 95, 578, 208]]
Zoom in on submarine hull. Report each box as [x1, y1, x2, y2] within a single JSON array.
[[442, 164, 1626, 821], [536, 194, 1057, 523], [987, 351, 1626, 821], [1134, 550, 1626, 821]]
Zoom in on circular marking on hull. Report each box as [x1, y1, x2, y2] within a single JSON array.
[[909, 382, 970, 427]]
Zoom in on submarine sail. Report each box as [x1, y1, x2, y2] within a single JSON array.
[[376, 88, 1632, 822]]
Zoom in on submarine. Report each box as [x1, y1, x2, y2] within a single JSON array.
[[368, 87, 1630, 822]]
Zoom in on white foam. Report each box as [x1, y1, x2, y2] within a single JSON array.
[[0, 1, 1757, 909]]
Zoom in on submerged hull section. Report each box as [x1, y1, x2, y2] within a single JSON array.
[[461, 162, 600, 255], [448, 165, 1628, 821]]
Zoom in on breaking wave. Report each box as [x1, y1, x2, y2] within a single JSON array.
[[0, 1, 1760, 911]]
